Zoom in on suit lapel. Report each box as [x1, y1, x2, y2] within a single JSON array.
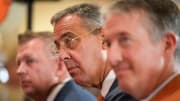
[[54, 80, 73, 101], [108, 79, 118, 94]]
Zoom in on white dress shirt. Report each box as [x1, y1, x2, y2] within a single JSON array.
[[141, 72, 179, 101], [101, 70, 116, 97]]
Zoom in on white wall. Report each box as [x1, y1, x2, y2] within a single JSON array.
[[33, 0, 98, 32]]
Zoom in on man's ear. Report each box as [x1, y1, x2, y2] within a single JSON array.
[[163, 32, 177, 58]]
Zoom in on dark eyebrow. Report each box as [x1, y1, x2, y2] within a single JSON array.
[[117, 32, 129, 36], [60, 32, 77, 40], [16, 54, 32, 66]]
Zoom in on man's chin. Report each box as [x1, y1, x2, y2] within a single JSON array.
[[23, 88, 35, 96], [73, 77, 92, 87]]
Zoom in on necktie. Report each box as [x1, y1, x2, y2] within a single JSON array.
[[97, 93, 104, 101]]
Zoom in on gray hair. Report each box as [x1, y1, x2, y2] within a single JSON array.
[[51, 3, 103, 34], [18, 31, 59, 60], [109, 0, 180, 63]]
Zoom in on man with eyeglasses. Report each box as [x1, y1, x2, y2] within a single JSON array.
[[51, 3, 136, 101]]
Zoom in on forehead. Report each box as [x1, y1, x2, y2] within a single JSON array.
[[103, 10, 149, 38], [17, 39, 45, 58], [54, 14, 88, 40]]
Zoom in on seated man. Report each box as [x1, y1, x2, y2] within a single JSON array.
[[16, 32, 96, 101], [51, 3, 136, 101], [102, 0, 180, 100]]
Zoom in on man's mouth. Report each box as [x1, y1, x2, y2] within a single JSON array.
[[21, 80, 31, 88], [112, 63, 130, 77], [64, 59, 80, 74]]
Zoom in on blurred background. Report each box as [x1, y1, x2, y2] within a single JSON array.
[[0, 0, 179, 101]]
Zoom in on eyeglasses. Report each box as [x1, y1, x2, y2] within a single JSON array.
[[55, 28, 101, 49]]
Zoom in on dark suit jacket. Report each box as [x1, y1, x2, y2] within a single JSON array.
[[54, 80, 96, 101], [104, 79, 137, 101]]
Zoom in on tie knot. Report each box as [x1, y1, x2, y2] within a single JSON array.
[[97, 93, 104, 101]]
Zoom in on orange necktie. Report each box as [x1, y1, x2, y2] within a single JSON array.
[[97, 93, 104, 101]]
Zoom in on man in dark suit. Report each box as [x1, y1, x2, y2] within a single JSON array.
[[16, 32, 95, 101], [51, 3, 136, 101]]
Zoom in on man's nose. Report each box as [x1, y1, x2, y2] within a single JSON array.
[[59, 47, 71, 61], [108, 42, 123, 67], [16, 63, 26, 76]]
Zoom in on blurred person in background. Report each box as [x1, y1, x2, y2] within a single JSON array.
[[16, 32, 96, 101]]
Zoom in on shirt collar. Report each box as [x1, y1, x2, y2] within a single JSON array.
[[46, 77, 72, 101], [141, 72, 179, 101], [101, 70, 116, 97]]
